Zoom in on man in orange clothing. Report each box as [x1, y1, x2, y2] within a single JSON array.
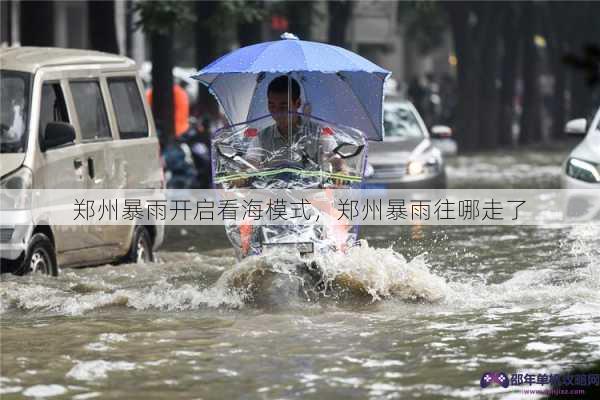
[[146, 81, 190, 137]]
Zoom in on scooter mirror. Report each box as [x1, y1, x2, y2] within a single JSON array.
[[333, 143, 364, 159], [216, 143, 240, 159]]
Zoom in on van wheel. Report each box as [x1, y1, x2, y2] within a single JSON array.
[[17, 233, 58, 276], [126, 226, 154, 264]]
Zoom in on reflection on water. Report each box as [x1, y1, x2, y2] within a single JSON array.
[[2, 149, 599, 399], [446, 149, 567, 189]]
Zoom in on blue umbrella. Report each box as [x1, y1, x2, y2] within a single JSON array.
[[193, 33, 391, 141]]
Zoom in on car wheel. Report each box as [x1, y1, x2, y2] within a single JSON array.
[[126, 226, 154, 264], [17, 233, 58, 276]]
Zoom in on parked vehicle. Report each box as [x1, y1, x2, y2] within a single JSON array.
[[561, 107, 600, 188], [364, 100, 451, 189], [0, 47, 164, 276]]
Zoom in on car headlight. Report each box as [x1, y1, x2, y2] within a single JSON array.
[[407, 156, 439, 176], [407, 160, 425, 176], [566, 158, 600, 183], [0, 167, 33, 209]]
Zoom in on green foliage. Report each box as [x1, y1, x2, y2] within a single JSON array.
[[197, 1, 266, 35], [218, 0, 265, 25], [133, 1, 195, 36], [397, 1, 448, 54], [133, 0, 265, 39]]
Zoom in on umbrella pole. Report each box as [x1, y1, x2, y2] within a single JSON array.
[[288, 73, 292, 159]]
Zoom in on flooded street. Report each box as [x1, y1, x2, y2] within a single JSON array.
[[2, 149, 599, 399]]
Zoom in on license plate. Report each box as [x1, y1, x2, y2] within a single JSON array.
[[262, 242, 314, 255]]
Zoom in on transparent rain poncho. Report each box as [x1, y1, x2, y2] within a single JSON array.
[[212, 112, 368, 260], [194, 34, 390, 260]]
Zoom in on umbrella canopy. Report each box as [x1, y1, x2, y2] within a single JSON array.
[[193, 33, 390, 141]]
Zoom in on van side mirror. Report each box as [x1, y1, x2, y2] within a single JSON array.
[[430, 125, 453, 138], [565, 118, 587, 136], [41, 122, 76, 152]]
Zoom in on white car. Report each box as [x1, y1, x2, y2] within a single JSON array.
[[561, 107, 600, 188]]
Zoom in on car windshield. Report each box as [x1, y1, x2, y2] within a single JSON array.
[[383, 104, 425, 140], [0, 70, 31, 153]]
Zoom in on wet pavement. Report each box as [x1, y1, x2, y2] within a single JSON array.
[[2, 148, 599, 399]]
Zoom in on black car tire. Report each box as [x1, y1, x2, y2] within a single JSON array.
[[125, 226, 154, 264], [17, 233, 58, 276]]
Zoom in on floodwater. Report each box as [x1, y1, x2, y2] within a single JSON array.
[[2, 148, 599, 399]]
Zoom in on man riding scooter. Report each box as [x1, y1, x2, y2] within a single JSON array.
[[216, 75, 358, 257], [230, 75, 349, 188]]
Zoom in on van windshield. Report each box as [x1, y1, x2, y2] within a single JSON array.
[[0, 70, 31, 153]]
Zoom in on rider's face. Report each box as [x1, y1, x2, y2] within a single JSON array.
[[268, 91, 301, 127]]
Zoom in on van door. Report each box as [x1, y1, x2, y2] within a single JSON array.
[[35, 78, 96, 266], [66, 79, 115, 263], [102, 75, 161, 258]]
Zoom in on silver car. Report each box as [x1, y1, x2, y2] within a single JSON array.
[[561, 107, 600, 188], [364, 100, 450, 189]]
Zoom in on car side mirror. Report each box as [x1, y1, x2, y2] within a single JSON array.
[[41, 122, 76, 152], [430, 125, 453, 139], [565, 118, 587, 136]]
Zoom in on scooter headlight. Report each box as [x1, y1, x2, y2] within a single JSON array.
[[566, 158, 600, 183]]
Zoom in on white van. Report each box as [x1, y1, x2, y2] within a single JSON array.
[[0, 47, 164, 276]]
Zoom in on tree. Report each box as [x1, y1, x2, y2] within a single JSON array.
[[282, 1, 314, 41], [443, 1, 483, 151], [194, 1, 220, 118], [88, 0, 119, 54], [541, 2, 569, 141], [443, 1, 535, 150], [518, 1, 542, 145], [476, 2, 503, 149], [194, 1, 265, 117], [135, 1, 194, 146], [237, 1, 265, 47], [497, 4, 520, 147], [20, 1, 54, 46], [561, 1, 600, 120], [397, 1, 447, 55], [327, 1, 353, 48], [1, 1, 12, 45]]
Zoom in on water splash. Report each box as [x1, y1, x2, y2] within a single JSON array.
[[2, 225, 596, 315], [318, 240, 448, 303], [568, 223, 600, 284], [219, 240, 449, 306], [0, 259, 247, 316]]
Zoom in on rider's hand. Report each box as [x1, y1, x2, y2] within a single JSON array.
[[331, 175, 345, 187], [331, 163, 351, 187], [229, 177, 249, 188]]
